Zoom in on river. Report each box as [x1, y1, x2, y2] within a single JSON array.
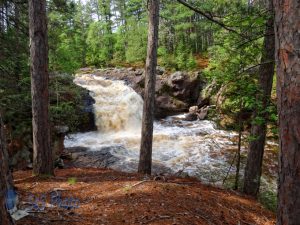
[[65, 73, 277, 189]]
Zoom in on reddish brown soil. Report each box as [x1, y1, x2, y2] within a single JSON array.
[[14, 168, 275, 225], [195, 55, 209, 69]]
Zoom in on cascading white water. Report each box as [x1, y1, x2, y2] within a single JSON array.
[[65, 73, 277, 188], [74, 74, 143, 132]]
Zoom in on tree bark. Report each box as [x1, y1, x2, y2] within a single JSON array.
[[234, 113, 243, 190], [243, 0, 275, 196], [29, 0, 54, 175], [0, 113, 14, 225], [101, 0, 113, 61], [79, 0, 87, 67], [13, 0, 21, 89], [138, 0, 160, 175], [274, 0, 300, 223]]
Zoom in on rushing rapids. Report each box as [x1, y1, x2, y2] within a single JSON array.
[[65, 73, 278, 187]]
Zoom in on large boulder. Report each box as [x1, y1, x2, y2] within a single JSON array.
[[68, 146, 121, 168], [155, 94, 188, 118], [132, 71, 201, 117], [182, 105, 209, 121], [167, 71, 204, 104], [83, 68, 206, 118], [78, 91, 97, 132], [156, 66, 165, 75]]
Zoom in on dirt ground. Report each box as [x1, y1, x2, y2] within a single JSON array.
[[13, 168, 275, 225]]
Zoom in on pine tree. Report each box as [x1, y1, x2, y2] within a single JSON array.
[[138, 0, 160, 174], [243, 0, 275, 196], [29, 0, 54, 175], [275, 0, 300, 223]]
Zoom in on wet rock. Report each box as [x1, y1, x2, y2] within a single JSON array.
[[189, 106, 199, 114], [198, 106, 209, 120], [183, 105, 209, 121], [155, 95, 188, 118], [65, 143, 174, 174], [134, 69, 144, 76], [167, 71, 185, 88], [55, 158, 64, 169], [65, 147, 89, 153], [156, 66, 165, 75], [134, 74, 145, 87], [69, 146, 121, 168], [80, 68, 207, 119], [151, 162, 173, 175], [184, 113, 198, 121], [54, 126, 69, 134], [167, 71, 203, 104], [197, 97, 210, 108], [78, 91, 97, 132], [154, 71, 205, 117], [53, 137, 64, 159]]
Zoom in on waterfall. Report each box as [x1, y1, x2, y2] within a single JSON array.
[[67, 73, 237, 182], [65, 73, 278, 190], [74, 74, 143, 133]]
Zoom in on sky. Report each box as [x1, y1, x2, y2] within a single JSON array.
[[80, 0, 88, 4]]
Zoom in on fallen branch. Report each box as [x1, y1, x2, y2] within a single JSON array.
[[144, 215, 171, 223], [176, 0, 241, 36], [131, 180, 152, 188], [166, 181, 198, 186]]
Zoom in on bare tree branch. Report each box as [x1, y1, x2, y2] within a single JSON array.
[[176, 0, 242, 35], [238, 61, 274, 74]]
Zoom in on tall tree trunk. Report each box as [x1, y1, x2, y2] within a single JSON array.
[[101, 0, 113, 61], [79, 0, 87, 67], [234, 111, 243, 190], [121, 0, 128, 52], [0, 113, 14, 225], [274, 0, 300, 223], [138, 0, 160, 175], [243, 0, 275, 196], [14, 0, 21, 89], [29, 0, 53, 175]]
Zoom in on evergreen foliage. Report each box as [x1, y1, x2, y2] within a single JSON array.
[[0, 1, 279, 130], [0, 0, 278, 200]]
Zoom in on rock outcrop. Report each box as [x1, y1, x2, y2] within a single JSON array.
[[66, 146, 172, 174], [183, 106, 210, 121], [80, 67, 206, 118]]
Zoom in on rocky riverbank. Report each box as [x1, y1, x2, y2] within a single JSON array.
[[78, 67, 208, 118], [8, 73, 97, 170]]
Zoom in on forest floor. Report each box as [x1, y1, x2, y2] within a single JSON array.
[[13, 167, 275, 225]]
